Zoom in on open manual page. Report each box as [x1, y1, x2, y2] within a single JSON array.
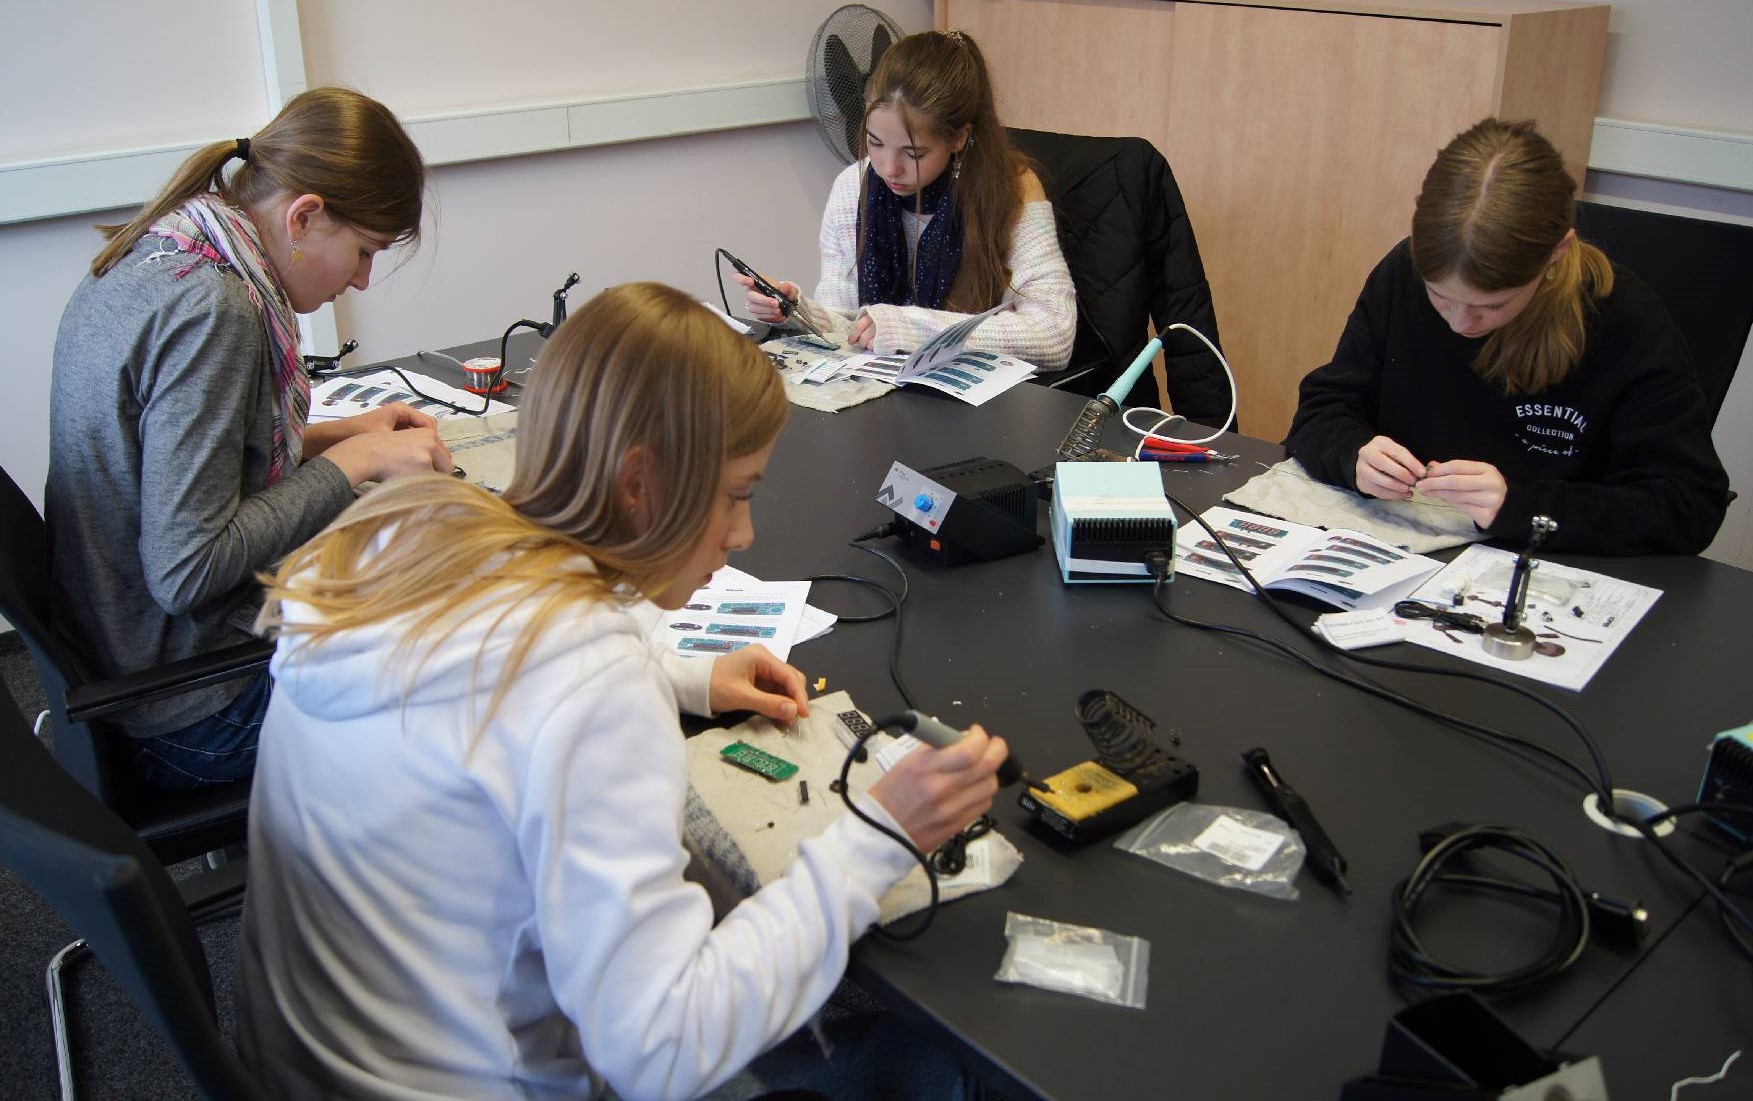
[[780, 302, 1037, 406], [1174, 506, 1442, 610]]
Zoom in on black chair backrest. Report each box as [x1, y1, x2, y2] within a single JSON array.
[[0, 463, 114, 799], [1007, 127, 1231, 428], [1576, 200, 1753, 425], [0, 678, 260, 1100]]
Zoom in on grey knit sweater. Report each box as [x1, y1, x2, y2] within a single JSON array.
[[46, 236, 354, 737]]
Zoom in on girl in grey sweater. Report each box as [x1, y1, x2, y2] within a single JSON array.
[[47, 88, 452, 788]]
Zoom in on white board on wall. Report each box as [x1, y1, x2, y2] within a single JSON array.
[[0, 1, 269, 162], [299, 0, 930, 115]]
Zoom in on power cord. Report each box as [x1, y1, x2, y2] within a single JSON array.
[[1148, 495, 1614, 804], [803, 526, 915, 711], [1118, 323, 1238, 447], [831, 724, 940, 940], [1389, 823, 1624, 996], [1144, 551, 1607, 801]]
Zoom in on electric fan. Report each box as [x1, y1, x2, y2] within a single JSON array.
[[804, 5, 903, 164]]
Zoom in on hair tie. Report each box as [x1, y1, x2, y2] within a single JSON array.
[[945, 29, 967, 45], [234, 138, 250, 162]]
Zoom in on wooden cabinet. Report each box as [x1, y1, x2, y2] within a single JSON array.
[[938, 0, 1609, 439]]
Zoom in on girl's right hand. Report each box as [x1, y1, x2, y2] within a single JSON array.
[[323, 426, 453, 486], [732, 272, 799, 324], [868, 724, 1007, 854]]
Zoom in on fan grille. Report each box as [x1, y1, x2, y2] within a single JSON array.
[[805, 5, 903, 164]]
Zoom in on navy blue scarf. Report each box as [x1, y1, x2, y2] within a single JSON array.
[[857, 163, 963, 309]]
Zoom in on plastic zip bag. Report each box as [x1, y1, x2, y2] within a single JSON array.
[[993, 913, 1149, 1009], [1113, 802, 1305, 900]]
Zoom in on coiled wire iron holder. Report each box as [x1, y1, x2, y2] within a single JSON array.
[[1020, 690, 1199, 843], [1077, 689, 1182, 786]]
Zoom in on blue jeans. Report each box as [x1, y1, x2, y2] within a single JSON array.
[[128, 671, 271, 789]]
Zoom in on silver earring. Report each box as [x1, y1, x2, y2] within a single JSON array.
[[952, 152, 963, 181]]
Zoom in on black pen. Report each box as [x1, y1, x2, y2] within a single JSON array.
[[1241, 747, 1351, 897]]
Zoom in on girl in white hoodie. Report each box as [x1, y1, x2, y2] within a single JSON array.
[[235, 282, 1008, 1100]]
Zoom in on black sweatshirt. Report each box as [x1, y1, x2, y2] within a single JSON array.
[[1284, 240, 1729, 555]]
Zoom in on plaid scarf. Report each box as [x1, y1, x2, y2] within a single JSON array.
[[147, 194, 308, 484]]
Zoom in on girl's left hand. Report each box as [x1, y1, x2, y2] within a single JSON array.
[[709, 644, 811, 727], [1416, 460, 1507, 528], [847, 313, 876, 349]]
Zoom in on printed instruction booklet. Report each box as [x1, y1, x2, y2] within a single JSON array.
[[1174, 506, 1442, 610], [774, 302, 1038, 406]]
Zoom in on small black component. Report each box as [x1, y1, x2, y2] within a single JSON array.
[[799, 780, 810, 805]]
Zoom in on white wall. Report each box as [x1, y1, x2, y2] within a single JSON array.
[[0, 0, 932, 524], [0, 0, 1748, 567]]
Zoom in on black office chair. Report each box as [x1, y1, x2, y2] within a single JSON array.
[[1008, 127, 1234, 429], [1576, 199, 1753, 426], [0, 464, 268, 866], [0, 676, 256, 1100]]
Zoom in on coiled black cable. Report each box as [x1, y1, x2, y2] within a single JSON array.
[[1389, 824, 1591, 995]]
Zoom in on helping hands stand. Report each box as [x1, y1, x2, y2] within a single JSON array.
[[1481, 516, 1558, 661]]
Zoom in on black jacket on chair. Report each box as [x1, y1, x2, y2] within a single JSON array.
[[1009, 128, 1233, 429]]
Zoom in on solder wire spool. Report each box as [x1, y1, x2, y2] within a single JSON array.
[[461, 356, 507, 394]]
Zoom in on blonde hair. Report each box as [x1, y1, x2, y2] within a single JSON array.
[[92, 87, 425, 278], [1411, 117, 1614, 395], [260, 283, 787, 733], [860, 30, 1030, 313]]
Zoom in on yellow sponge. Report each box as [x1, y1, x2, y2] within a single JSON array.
[[1030, 761, 1138, 823]]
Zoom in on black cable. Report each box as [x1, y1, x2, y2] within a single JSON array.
[[1623, 801, 1753, 962], [833, 728, 939, 941], [1550, 888, 1709, 1049], [803, 530, 916, 712], [308, 358, 484, 417], [714, 248, 734, 318], [1389, 824, 1591, 995], [932, 815, 994, 876], [1148, 568, 1605, 799], [1155, 494, 1614, 802]]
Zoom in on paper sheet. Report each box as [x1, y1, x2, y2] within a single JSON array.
[[310, 368, 514, 422], [1398, 544, 1662, 691], [645, 566, 837, 662]]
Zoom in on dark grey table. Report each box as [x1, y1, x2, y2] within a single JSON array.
[[380, 341, 1753, 1099]]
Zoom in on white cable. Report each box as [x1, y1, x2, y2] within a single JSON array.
[[1118, 322, 1239, 455], [33, 709, 49, 737], [1672, 1049, 1741, 1100]]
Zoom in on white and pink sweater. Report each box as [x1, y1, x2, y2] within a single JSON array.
[[796, 162, 1077, 372]]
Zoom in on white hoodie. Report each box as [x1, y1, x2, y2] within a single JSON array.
[[234, 584, 915, 1101]]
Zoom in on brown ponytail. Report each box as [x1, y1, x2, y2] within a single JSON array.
[[1410, 117, 1614, 395], [92, 87, 425, 278], [859, 30, 1031, 313]]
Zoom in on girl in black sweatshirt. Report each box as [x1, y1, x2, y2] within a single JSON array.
[[1285, 118, 1729, 556]]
